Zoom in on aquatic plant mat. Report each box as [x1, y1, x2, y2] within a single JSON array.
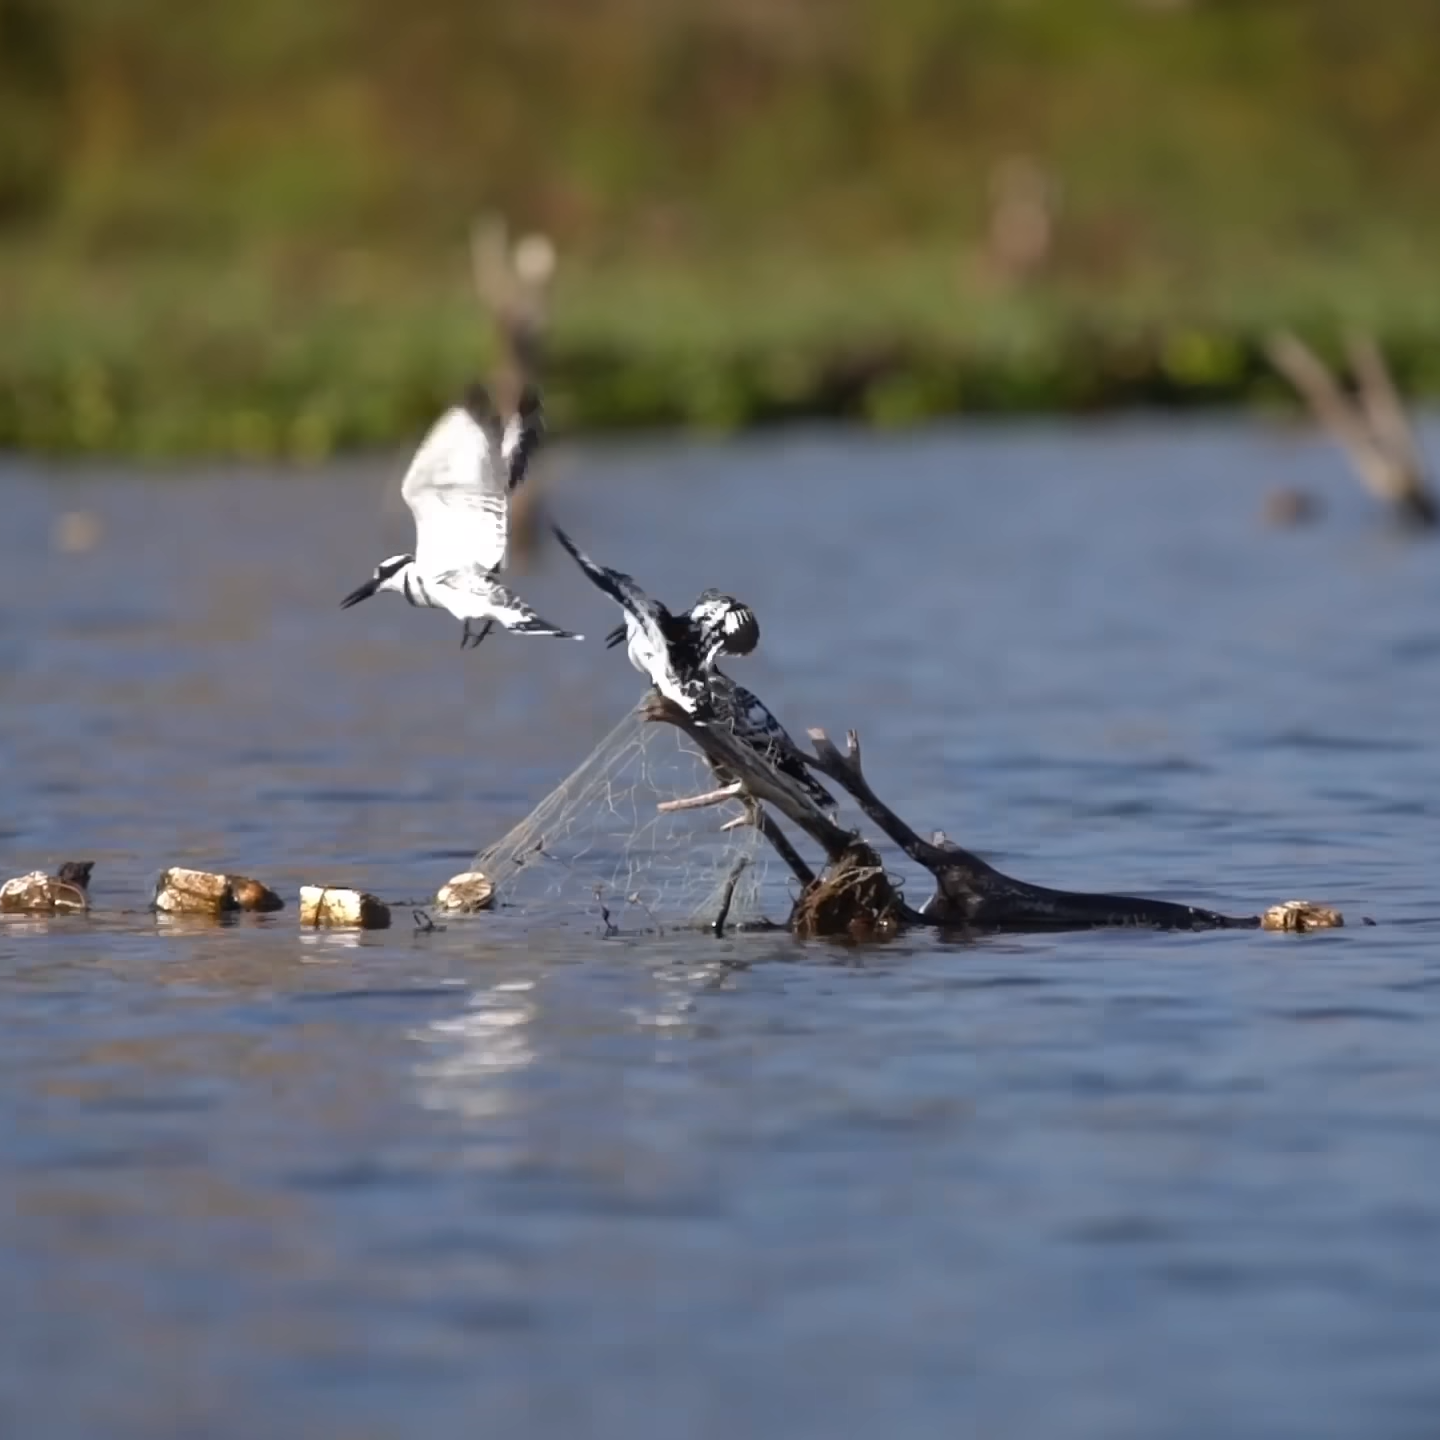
[[471, 706, 781, 935]]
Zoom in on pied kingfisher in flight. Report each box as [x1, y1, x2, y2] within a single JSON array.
[[549, 522, 835, 812], [341, 383, 582, 649]]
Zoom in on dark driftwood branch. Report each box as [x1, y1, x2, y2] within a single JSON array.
[[804, 727, 1258, 932], [1266, 330, 1437, 528], [806, 728, 952, 869], [742, 803, 818, 890], [641, 694, 914, 936], [710, 854, 750, 938], [643, 695, 855, 859], [644, 700, 1327, 938]]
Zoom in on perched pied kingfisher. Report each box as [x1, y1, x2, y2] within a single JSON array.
[[700, 669, 837, 812], [549, 523, 755, 710], [602, 589, 759, 669], [340, 383, 582, 649], [549, 522, 835, 812]]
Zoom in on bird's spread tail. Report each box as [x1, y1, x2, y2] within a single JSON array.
[[487, 579, 584, 640], [510, 614, 584, 639]]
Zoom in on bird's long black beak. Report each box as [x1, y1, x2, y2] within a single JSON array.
[[340, 576, 380, 609], [603, 623, 626, 649]]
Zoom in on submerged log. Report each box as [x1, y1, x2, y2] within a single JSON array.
[[641, 693, 914, 939], [646, 695, 1349, 940], [299, 885, 391, 930], [0, 860, 92, 914], [802, 728, 1262, 932], [1266, 331, 1438, 529]]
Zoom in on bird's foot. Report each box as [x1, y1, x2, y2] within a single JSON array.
[[461, 619, 495, 650]]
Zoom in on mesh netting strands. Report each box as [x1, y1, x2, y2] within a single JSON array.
[[471, 704, 781, 932]]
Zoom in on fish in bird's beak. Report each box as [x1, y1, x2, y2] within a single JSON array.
[[340, 576, 380, 609]]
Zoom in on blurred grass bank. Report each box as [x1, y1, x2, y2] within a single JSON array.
[[3, 0, 1440, 456]]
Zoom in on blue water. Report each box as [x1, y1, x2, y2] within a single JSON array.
[[3, 416, 1440, 1439]]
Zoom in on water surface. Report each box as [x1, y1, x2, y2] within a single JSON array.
[[3, 416, 1440, 1439]]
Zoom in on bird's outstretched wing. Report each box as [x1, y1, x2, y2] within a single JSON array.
[[402, 385, 517, 576], [485, 579, 582, 638], [500, 383, 545, 492], [549, 522, 671, 652]]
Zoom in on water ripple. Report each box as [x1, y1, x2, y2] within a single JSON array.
[[5, 421, 1440, 1440]]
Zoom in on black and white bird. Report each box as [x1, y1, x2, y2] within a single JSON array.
[[549, 523, 753, 709], [701, 669, 837, 812], [340, 384, 582, 649], [601, 589, 759, 671], [550, 522, 835, 811]]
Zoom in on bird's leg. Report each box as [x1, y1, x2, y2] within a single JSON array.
[[461, 619, 495, 650]]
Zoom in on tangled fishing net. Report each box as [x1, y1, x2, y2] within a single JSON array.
[[471, 702, 787, 933]]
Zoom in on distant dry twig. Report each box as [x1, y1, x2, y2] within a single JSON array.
[[470, 214, 560, 568], [1265, 329, 1438, 528]]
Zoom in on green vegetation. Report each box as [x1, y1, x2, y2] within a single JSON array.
[[5, 0, 1440, 456]]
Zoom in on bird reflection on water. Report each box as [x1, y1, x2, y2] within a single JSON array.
[[411, 980, 539, 1127]]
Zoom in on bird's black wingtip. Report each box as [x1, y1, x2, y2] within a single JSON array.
[[461, 382, 497, 424], [550, 522, 599, 578], [516, 382, 544, 420], [546, 521, 637, 613]]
